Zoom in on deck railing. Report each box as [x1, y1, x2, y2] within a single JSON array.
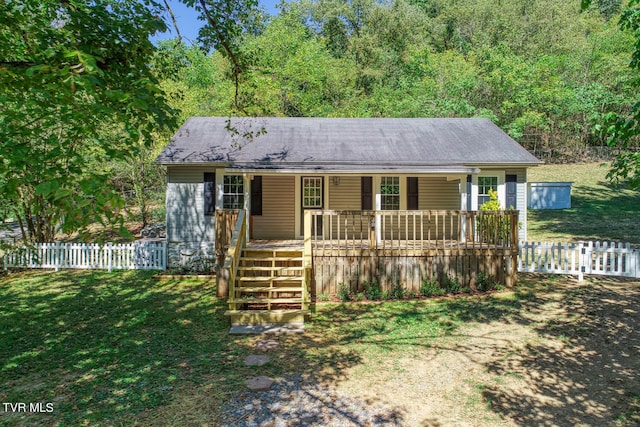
[[307, 210, 519, 254], [217, 209, 246, 299], [215, 209, 240, 270], [303, 211, 313, 311]]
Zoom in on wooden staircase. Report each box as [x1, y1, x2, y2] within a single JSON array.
[[225, 248, 310, 325]]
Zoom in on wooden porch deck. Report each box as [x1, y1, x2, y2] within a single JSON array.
[[247, 240, 304, 250], [248, 238, 513, 254], [217, 209, 520, 303]]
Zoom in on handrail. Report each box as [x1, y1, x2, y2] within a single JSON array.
[[218, 209, 246, 301], [303, 211, 313, 311], [308, 209, 519, 253], [214, 209, 240, 270]]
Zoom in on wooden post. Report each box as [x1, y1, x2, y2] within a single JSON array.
[[303, 210, 313, 311], [369, 214, 376, 250], [217, 267, 229, 298]]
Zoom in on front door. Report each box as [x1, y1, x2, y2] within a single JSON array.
[[301, 176, 323, 236]]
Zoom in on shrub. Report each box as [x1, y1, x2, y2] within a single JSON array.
[[355, 292, 365, 301], [389, 281, 405, 300], [478, 189, 513, 245], [317, 293, 330, 302], [421, 279, 445, 297], [479, 188, 501, 211], [476, 272, 498, 292], [363, 280, 382, 301], [442, 274, 461, 294], [337, 283, 352, 302]]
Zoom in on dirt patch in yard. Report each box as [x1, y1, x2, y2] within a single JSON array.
[[209, 275, 640, 426], [132, 275, 640, 426], [332, 276, 640, 426]]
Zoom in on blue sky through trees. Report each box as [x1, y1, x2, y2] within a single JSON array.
[[151, 0, 281, 44]]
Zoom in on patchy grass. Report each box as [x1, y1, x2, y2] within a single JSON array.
[[1, 271, 638, 426], [0, 271, 237, 426], [527, 162, 640, 243], [0, 270, 528, 425]]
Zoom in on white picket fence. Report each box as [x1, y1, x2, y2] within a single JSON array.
[[3, 241, 166, 272], [518, 241, 640, 280]]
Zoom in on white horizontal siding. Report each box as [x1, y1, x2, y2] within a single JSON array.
[[167, 166, 214, 184], [166, 166, 215, 243], [506, 168, 527, 241]]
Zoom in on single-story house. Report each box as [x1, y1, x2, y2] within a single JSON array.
[[157, 117, 541, 325]]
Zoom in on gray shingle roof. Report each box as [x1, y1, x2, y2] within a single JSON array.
[[157, 117, 541, 169]]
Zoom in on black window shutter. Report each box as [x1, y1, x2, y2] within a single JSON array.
[[506, 174, 517, 209], [407, 177, 419, 210], [467, 175, 472, 210], [251, 176, 263, 216], [204, 173, 215, 216], [361, 177, 373, 210]]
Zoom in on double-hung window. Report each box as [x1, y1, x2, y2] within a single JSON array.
[[302, 177, 323, 209], [381, 176, 400, 210], [223, 175, 244, 209], [477, 176, 498, 207]]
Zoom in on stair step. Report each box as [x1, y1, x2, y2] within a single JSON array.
[[225, 309, 309, 315], [243, 249, 303, 254], [238, 276, 303, 282], [232, 298, 304, 304], [240, 257, 304, 262], [235, 286, 303, 293], [225, 309, 309, 325], [237, 266, 304, 271]]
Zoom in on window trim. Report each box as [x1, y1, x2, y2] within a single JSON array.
[[477, 176, 499, 207], [380, 176, 401, 210], [471, 172, 505, 210], [302, 176, 323, 209], [223, 174, 244, 210]]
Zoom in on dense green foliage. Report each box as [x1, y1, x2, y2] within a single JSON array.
[[2, 0, 639, 243], [0, 0, 175, 242], [589, 0, 640, 189], [163, 0, 637, 157]]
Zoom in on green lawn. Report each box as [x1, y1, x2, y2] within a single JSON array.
[[1, 271, 638, 426], [527, 162, 640, 243], [0, 270, 532, 426], [0, 271, 233, 425]]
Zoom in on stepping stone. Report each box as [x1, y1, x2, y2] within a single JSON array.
[[244, 354, 269, 367], [246, 376, 274, 392], [254, 339, 279, 351]]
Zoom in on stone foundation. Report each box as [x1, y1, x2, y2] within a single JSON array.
[[167, 241, 217, 273]]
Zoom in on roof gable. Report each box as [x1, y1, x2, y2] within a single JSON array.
[[157, 117, 541, 168]]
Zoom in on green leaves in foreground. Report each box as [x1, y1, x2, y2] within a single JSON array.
[[0, 0, 176, 242], [585, 0, 640, 190]]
